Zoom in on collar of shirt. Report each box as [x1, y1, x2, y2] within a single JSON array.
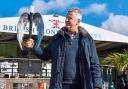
[[64, 30, 79, 44]]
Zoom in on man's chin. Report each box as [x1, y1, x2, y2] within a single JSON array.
[[66, 26, 71, 30]]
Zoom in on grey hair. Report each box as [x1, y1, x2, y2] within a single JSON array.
[[68, 7, 82, 21]]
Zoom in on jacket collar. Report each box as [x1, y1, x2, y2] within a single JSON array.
[[57, 26, 88, 38], [78, 26, 88, 37]]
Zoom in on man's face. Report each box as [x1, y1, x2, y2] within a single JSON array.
[[65, 12, 79, 31]]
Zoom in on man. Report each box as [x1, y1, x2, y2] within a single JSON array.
[[25, 8, 102, 89]]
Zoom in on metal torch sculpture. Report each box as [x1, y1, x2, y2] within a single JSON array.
[[17, 6, 44, 67]]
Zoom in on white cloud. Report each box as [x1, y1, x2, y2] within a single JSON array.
[[101, 13, 128, 36], [18, 7, 30, 15], [81, 3, 108, 15], [18, 0, 78, 15]]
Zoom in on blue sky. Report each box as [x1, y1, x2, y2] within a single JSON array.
[[0, 0, 128, 35]]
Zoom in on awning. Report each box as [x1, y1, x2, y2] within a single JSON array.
[[0, 15, 128, 43]]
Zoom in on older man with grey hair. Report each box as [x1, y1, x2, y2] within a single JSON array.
[[25, 7, 102, 89]]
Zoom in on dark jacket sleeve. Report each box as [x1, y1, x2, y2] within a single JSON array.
[[32, 43, 51, 61], [89, 37, 102, 88]]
